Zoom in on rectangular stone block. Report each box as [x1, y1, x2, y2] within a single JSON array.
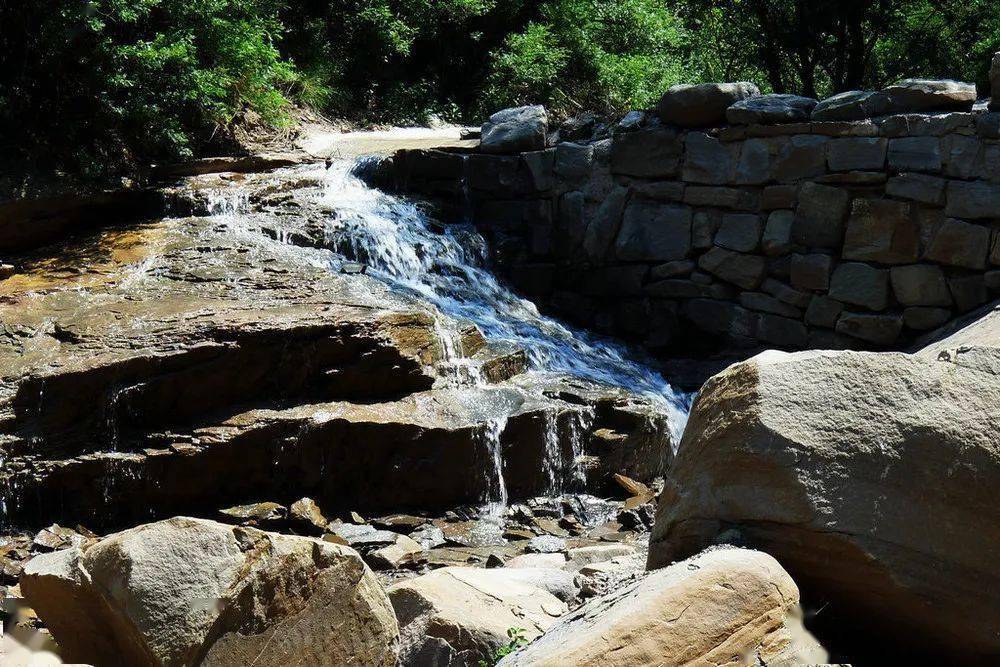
[[644, 279, 733, 300], [650, 259, 696, 279], [945, 180, 1000, 219], [942, 135, 982, 179], [826, 137, 887, 171], [521, 148, 556, 191], [761, 185, 798, 210], [761, 278, 811, 307], [627, 180, 685, 202], [903, 306, 952, 330], [680, 299, 758, 339], [948, 274, 990, 312], [842, 199, 919, 264], [610, 128, 682, 178], [889, 264, 952, 307], [924, 217, 990, 269], [739, 292, 802, 318], [836, 312, 903, 345], [793, 182, 850, 249], [553, 143, 592, 186], [805, 295, 844, 328], [829, 262, 890, 311], [885, 173, 946, 205], [810, 121, 878, 137], [715, 213, 763, 252], [691, 210, 721, 249], [887, 137, 941, 172], [682, 132, 738, 184], [614, 201, 692, 262], [697, 247, 767, 290], [757, 312, 808, 348], [733, 138, 775, 185], [790, 253, 834, 291], [683, 187, 759, 210], [773, 135, 828, 182], [761, 210, 794, 256]]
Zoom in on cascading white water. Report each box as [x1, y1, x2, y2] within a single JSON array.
[[314, 160, 690, 432]]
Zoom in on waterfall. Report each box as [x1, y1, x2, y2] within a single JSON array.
[[314, 160, 690, 429]]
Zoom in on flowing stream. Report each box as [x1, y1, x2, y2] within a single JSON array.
[[201, 155, 690, 523]]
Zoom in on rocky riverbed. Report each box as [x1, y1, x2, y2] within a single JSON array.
[[3, 76, 1000, 666]]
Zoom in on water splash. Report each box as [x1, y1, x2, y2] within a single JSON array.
[[313, 160, 690, 432]]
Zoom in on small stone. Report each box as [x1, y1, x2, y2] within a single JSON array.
[[409, 524, 446, 550], [366, 534, 425, 570], [526, 535, 567, 554], [836, 312, 903, 345], [691, 210, 721, 249], [32, 525, 87, 552], [0, 263, 16, 280], [829, 262, 890, 311], [289, 498, 327, 535], [485, 553, 505, 568], [217, 502, 287, 528]]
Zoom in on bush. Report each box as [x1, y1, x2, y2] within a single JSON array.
[[0, 0, 298, 180], [480, 0, 690, 117]]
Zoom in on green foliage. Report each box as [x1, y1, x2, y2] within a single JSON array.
[[482, 0, 690, 117], [4, 0, 999, 182], [477, 627, 529, 666], [0, 0, 297, 179]]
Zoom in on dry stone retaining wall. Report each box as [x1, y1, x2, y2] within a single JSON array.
[[391, 111, 1000, 357]]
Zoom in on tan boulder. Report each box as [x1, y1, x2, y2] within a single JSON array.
[[388, 566, 567, 665], [20, 517, 398, 667], [648, 304, 1000, 661], [498, 547, 825, 666]]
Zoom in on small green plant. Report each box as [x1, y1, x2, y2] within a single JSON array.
[[478, 626, 529, 666]]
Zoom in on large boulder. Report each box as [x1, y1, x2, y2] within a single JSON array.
[[19, 517, 399, 667], [388, 566, 567, 665], [498, 547, 826, 666], [726, 93, 818, 125], [648, 305, 1000, 662], [481, 106, 548, 154], [657, 82, 760, 127], [879, 78, 976, 114]]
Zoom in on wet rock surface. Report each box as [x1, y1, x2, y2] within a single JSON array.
[[0, 166, 676, 532]]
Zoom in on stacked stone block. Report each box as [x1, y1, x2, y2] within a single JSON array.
[[392, 110, 1000, 355]]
